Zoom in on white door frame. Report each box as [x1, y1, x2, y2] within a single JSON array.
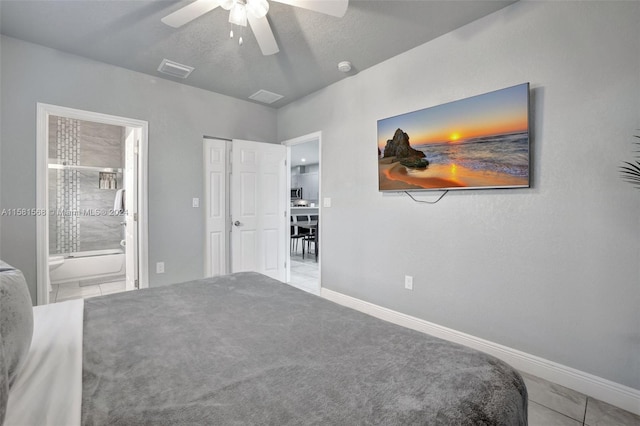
[[35, 103, 149, 305], [123, 127, 140, 291], [281, 131, 322, 288], [203, 137, 231, 277]]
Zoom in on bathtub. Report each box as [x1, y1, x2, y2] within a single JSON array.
[[49, 249, 125, 285]]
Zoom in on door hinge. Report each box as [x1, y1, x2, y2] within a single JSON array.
[[134, 279, 139, 289], [134, 139, 140, 155], [133, 212, 138, 221]]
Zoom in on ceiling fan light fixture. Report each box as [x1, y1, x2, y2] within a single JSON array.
[[229, 2, 247, 26], [246, 0, 269, 18], [161, 0, 348, 56]]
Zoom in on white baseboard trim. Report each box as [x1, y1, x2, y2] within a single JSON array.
[[320, 287, 640, 416]]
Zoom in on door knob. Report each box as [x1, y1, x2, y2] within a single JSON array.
[[233, 221, 241, 227]]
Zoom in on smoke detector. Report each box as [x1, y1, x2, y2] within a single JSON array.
[[337, 61, 352, 73], [157, 59, 194, 79]]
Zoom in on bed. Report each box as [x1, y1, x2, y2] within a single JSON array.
[[1, 261, 527, 425]]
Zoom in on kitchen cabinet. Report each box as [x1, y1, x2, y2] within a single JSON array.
[[291, 174, 300, 189], [298, 173, 319, 202], [291, 164, 319, 202]]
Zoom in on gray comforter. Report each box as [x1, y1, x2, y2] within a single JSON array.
[[82, 272, 527, 425]]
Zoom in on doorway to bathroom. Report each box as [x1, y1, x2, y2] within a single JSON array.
[[35, 104, 149, 305]]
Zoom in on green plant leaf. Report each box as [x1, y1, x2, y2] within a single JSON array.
[[620, 161, 640, 187], [621, 134, 640, 189]]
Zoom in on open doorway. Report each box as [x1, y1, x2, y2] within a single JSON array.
[[35, 104, 149, 305], [282, 132, 321, 295]]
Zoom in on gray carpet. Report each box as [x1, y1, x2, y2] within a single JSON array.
[[82, 272, 527, 425]]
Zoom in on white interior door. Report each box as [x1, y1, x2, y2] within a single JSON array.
[[231, 140, 287, 281], [124, 128, 139, 290], [204, 138, 228, 277]]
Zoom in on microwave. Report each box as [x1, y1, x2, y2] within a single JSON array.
[[291, 187, 303, 200]]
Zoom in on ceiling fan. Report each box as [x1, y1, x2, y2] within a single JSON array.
[[161, 0, 349, 56]]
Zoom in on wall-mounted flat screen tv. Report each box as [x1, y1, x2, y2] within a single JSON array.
[[378, 83, 530, 192]]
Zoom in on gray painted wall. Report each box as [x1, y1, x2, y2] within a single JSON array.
[[0, 35, 277, 298], [278, 2, 640, 390]]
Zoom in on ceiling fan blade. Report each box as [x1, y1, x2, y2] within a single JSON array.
[[161, 0, 221, 28], [271, 0, 348, 18], [247, 14, 280, 56]]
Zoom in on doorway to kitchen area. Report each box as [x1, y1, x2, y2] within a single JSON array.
[[283, 132, 321, 295]]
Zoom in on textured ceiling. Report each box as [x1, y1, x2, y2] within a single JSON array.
[[0, 0, 515, 107]]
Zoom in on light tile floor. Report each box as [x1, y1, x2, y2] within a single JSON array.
[[50, 279, 128, 303], [522, 372, 639, 425], [289, 250, 319, 295]]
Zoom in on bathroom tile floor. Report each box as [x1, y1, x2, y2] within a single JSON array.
[[50, 279, 128, 303]]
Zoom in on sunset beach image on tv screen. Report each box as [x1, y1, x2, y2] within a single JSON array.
[[378, 83, 530, 191]]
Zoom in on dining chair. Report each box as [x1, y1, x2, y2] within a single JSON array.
[[302, 223, 318, 262], [291, 215, 309, 255]]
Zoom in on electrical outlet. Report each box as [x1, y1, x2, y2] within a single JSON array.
[[156, 262, 165, 274], [323, 197, 332, 208], [192, 198, 200, 208], [404, 275, 413, 290]]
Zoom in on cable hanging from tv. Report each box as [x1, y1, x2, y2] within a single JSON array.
[[404, 190, 449, 204]]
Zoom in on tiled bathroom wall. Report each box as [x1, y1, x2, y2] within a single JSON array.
[[49, 117, 80, 254], [48, 116, 125, 254]]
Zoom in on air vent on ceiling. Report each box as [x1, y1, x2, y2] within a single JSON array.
[[157, 59, 194, 79], [249, 89, 284, 104]]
